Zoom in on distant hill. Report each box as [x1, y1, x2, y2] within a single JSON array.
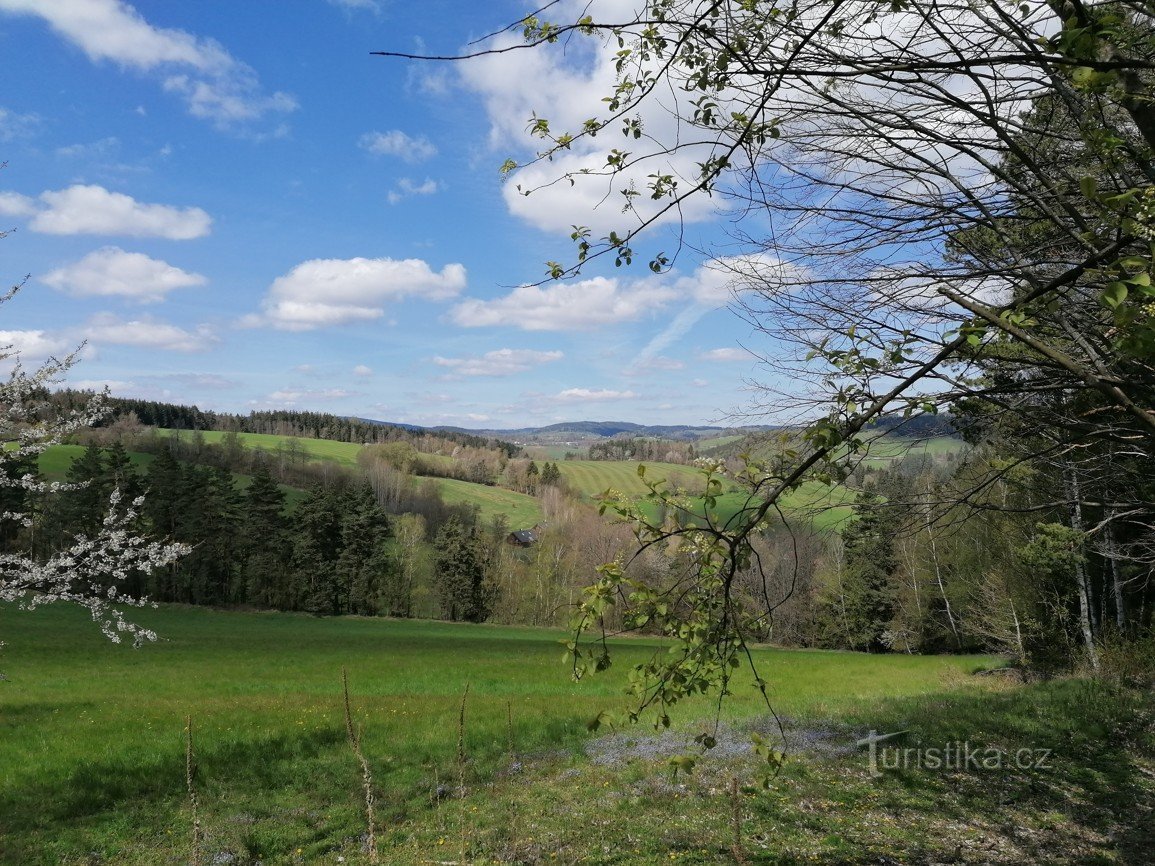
[[388, 420, 780, 443]]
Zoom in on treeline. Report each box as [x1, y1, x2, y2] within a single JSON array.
[[11, 439, 525, 620], [678, 443, 1155, 673], [587, 437, 697, 463], [46, 390, 519, 458]]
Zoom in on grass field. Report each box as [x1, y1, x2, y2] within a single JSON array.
[[850, 432, 968, 469], [3, 603, 1150, 864], [161, 430, 365, 467], [559, 460, 857, 531], [429, 477, 543, 527]]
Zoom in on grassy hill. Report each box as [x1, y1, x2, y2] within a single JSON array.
[[162, 429, 364, 466], [3, 603, 1147, 865], [430, 478, 542, 528], [558, 460, 857, 531]]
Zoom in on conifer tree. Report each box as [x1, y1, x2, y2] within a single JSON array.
[[433, 516, 494, 622], [241, 456, 288, 607]]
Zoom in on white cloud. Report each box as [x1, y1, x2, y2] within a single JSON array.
[[433, 348, 564, 378], [552, 387, 638, 402], [624, 355, 685, 376], [0, 0, 295, 130], [265, 388, 354, 403], [10, 184, 211, 238], [359, 130, 437, 162], [699, 347, 754, 362], [450, 276, 675, 331], [153, 372, 237, 389], [55, 137, 120, 160], [0, 106, 39, 141], [388, 177, 440, 204], [0, 191, 37, 217], [254, 256, 467, 331], [352, 364, 373, 377], [66, 378, 137, 392], [163, 75, 297, 128], [457, 14, 723, 236], [42, 246, 206, 302], [0, 329, 75, 361], [328, 0, 381, 10], [83, 313, 218, 352]]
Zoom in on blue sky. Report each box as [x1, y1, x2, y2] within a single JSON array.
[[0, 0, 770, 429]]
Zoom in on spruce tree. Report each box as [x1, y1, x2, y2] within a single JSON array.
[[839, 489, 899, 652], [241, 456, 288, 607]]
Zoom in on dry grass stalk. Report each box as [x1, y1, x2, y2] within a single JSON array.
[[457, 684, 471, 864], [185, 715, 201, 866], [341, 668, 379, 864], [730, 776, 749, 866]]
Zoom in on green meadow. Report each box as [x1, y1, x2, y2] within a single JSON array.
[[558, 460, 856, 531], [4, 603, 1150, 864], [161, 429, 365, 467], [430, 477, 543, 528]]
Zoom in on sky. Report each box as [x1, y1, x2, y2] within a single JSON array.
[[0, 0, 772, 429]]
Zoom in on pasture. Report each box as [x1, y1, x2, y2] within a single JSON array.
[[162, 429, 364, 467], [4, 603, 1147, 864], [558, 460, 857, 531], [429, 477, 543, 527]]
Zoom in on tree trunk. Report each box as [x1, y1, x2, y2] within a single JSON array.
[[1064, 465, 1100, 672]]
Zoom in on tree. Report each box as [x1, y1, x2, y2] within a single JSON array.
[[380, 0, 1155, 717], [433, 517, 495, 622], [831, 489, 899, 652], [240, 456, 288, 608], [0, 283, 187, 664]]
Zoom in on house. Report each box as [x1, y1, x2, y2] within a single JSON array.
[[506, 529, 538, 547]]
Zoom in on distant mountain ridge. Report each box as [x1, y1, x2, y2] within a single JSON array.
[[356, 418, 779, 442]]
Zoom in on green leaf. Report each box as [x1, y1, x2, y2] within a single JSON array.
[[1102, 282, 1128, 309]]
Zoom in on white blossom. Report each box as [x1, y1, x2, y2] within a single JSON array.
[[1, 286, 189, 659]]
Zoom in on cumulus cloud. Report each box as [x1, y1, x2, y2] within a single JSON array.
[[387, 177, 440, 204], [352, 364, 373, 377], [0, 191, 37, 217], [0, 329, 76, 362], [433, 348, 564, 378], [3, 184, 211, 238], [552, 387, 638, 402], [457, 12, 722, 236], [83, 313, 218, 352], [360, 130, 437, 162], [252, 256, 467, 331], [0, 0, 296, 130], [450, 276, 675, 331], [42, 246, 206, 302]]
